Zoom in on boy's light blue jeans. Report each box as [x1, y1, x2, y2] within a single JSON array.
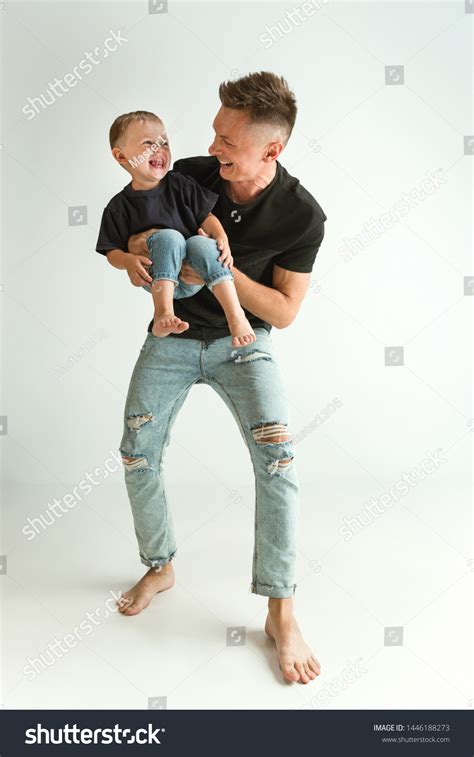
[[119, 329, 299, 598], [143, 229, 233, 297]]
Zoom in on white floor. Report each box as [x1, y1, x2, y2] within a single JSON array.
[[2, 477, 472, 711]]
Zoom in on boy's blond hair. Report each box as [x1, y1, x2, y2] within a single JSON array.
[[109, 110, 163, 149]]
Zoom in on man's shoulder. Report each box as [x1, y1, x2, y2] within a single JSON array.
[[172, 156, 220, 187], [277, 163, 327, 225]]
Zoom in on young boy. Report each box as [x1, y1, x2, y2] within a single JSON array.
[[96, 110, 256, 346]]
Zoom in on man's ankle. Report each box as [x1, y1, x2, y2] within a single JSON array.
[[149, 561, 173, 574], [268, 596, 293, 615]]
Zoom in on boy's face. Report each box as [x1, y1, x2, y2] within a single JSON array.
[[112, 119, 171, 184]]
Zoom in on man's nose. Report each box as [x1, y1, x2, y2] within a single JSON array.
[[208, 140, 219, 156]]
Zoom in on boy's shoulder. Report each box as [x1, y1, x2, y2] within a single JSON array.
[[103, 183, 131, 213]]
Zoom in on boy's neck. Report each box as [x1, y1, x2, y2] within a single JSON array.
[[130, 176, 162, 192]]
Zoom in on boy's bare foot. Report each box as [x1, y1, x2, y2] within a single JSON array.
[[152, 313, 189, 337], [117, 563, 175, 616], [265, 597, 321, 684], [228, 312, 256, 347]]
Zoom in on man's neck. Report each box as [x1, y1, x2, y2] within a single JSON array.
[[226, 162, 277, 204]]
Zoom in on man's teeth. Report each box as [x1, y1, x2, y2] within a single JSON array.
[[220, 161, 232, 166]]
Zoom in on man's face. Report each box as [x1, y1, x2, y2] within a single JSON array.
[[113, 119, 171, 182], [208, 106, 275, 182]]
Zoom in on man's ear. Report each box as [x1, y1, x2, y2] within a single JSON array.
[[263, 141, 284, 162], [111, 146, 128, 166]]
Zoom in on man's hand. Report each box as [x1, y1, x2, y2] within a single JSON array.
[[128, 228, 160, 256], [179, 261, 205, 285], [125, 254, 153, 287]]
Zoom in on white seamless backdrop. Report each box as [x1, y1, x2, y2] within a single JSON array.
[[1, 0, 473, 711]]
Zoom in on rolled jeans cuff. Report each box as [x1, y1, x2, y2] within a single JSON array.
[[140, 551, 176, 569], [151, 273, 179, 286], [250, 582, 297, 598], [206, 270, 234, 291]]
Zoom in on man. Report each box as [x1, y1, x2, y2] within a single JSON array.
[[116, 72, 327, 685]]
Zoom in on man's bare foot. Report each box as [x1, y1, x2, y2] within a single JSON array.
[[152, 313, 189, 337], [228, 311, 256, 347], [265, 597, 321, 684], [117, 563, 175, 616]]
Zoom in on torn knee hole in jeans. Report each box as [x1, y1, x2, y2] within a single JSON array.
[[231, 349, 272, 364], [267, 456, 294, 475], [121, 453, 150, 472], [251, 422, 294, 475], [251, 422, 291, 445], [126, 413, 153, 432]]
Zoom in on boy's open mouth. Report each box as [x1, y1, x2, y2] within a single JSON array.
[[149, 158, 166, 170]]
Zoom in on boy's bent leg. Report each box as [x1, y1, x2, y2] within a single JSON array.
[[117, 334, 200, 614], [145, 230, 190, 336], [186, 236, 256, 346], [205, 329, 320, 683], [185, 235, 233, 291]]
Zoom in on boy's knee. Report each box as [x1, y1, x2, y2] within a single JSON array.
[[186, 235, 217, 257], [148, 228, 185, 248]]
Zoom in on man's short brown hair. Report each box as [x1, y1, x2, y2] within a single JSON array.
[[109, 110, 163, 149], [218, 71, 297, 144]]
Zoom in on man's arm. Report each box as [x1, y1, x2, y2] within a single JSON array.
[[231, 264, 311, 329], [104, 247, 153, 286]]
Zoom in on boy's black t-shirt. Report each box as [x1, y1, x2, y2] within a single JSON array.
[[95, 170, 218, 254], [151, 156, 327, 341]]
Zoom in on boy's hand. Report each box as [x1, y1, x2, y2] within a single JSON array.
[[197, 227, 233, 268], [216, 236, 233, 268], [125, 255, 153, 287]]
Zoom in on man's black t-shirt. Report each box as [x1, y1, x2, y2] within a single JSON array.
[[148, 156, 327, 340], [95, 170, 218, 254]]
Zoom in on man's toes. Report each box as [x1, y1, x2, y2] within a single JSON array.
[[281, 662, 299, 683], [304, 662, 317, 680], [295, 662, 310, 684], [123, 604, 141, 616], [309, 657, 321, 675]]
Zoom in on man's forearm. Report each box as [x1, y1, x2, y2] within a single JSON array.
[[232, 267, 291, 329], [104, 249, 128, 270]]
